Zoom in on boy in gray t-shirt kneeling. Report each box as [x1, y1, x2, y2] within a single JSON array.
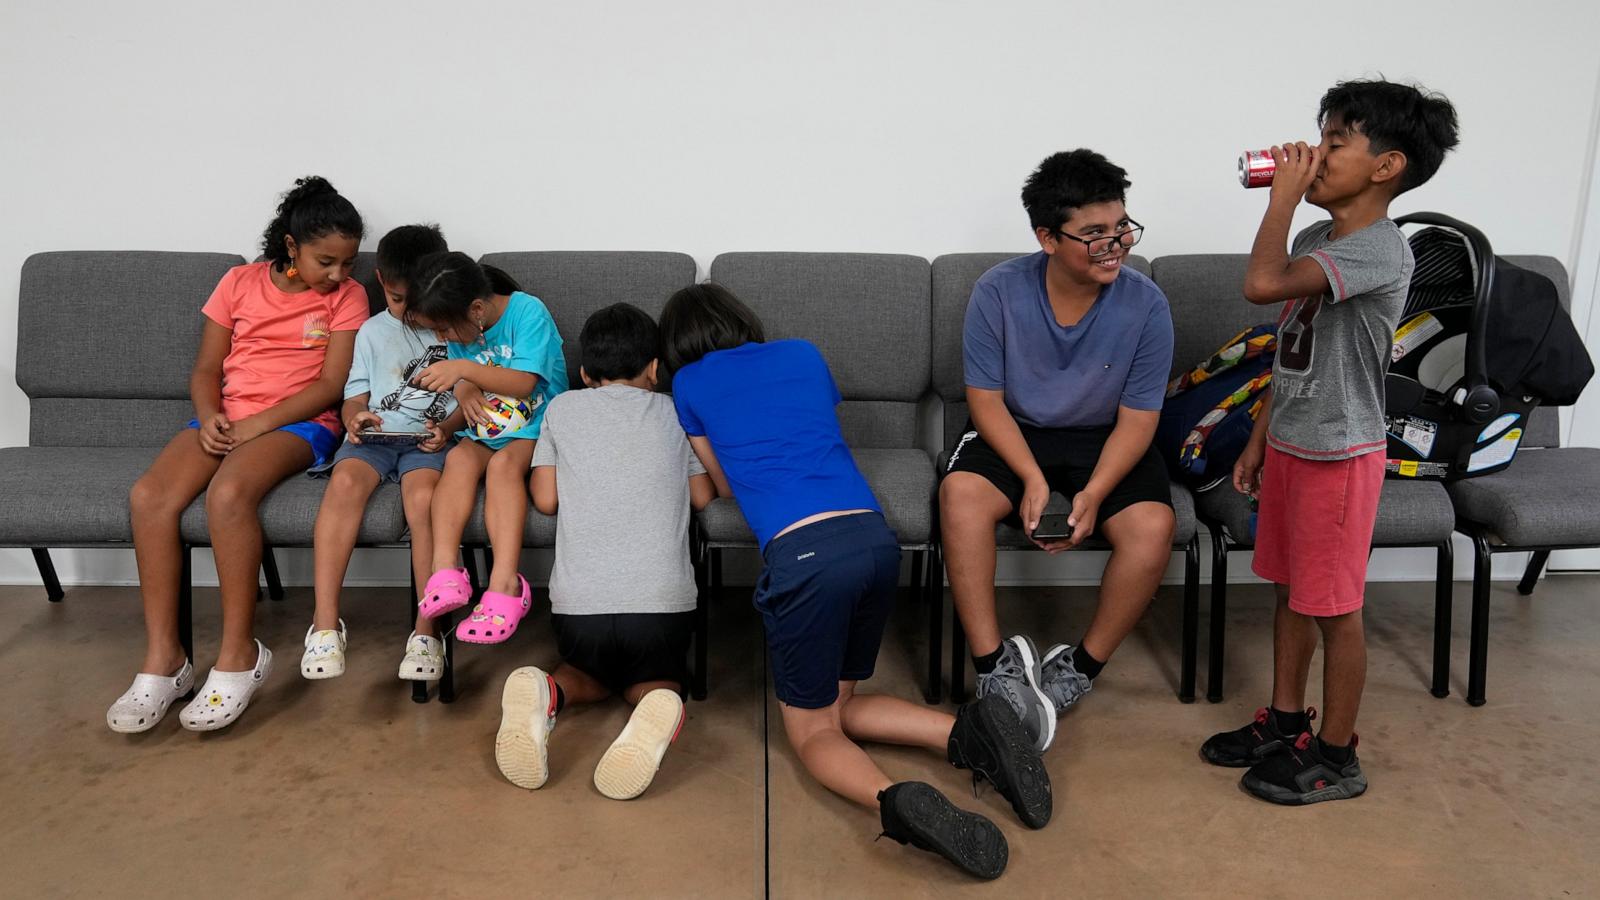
[[494, 302, 713, 800]]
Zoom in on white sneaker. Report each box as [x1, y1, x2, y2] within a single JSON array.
[[179, 640, 273, 732], [594, 688, 685, 800], [301, 620, 348, 680], [106, 661, 195, 734], [495, 666, 557, 789], [397, 631, 444, 682]]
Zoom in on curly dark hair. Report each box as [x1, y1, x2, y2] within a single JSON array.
[[1021, 149, 1130, 232], [259, 175, 365, 270], [1318, 79, 1460, 195]]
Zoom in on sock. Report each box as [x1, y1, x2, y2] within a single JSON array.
[[1318, 736, 1354, 766], [553, 683, 567, 715], [1071, 644, 1105, 681], [1269, 707, 1308, 735], [973, 648, 1002, 675]]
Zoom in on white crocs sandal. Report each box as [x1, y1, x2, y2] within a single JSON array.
[[593, 688, 684, 800], [180, 640, 273, 732], [397, 631, 444, 682], [301, 620, 348, 680], [106, 661, 195, 734]]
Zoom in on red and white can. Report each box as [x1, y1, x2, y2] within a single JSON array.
[[1238, 150, 1275, 188]]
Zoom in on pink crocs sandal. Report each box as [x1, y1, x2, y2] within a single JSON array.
[[419, 566, 473, 619], [455, 575, 533, 645]]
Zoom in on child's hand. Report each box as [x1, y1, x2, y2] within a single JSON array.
[[1268, 142, 1322, 204], [197, 413, 234, 456], [229, 415, 270, 446], [1233, 442, 1265, 497], [419, 420, 449, 453], [412, 359, 468, 393], [454, 381, 493, 429], [1066, 490, 1100, 548], [347, 410, 383, 443]]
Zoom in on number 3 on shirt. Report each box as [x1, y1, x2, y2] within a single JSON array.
[[1277, 297, 1321, 374]]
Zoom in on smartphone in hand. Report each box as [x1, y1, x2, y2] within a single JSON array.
[[1031, 513, 1073, 542]]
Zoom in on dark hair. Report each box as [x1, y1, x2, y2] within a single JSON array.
[[375, 224, 448, 290], [404, 251, 524, 333], [1318, 79, 1460, 195], [1021, 149, 1131, 231], [658, 283, 766, 373], [580, 303, 660, 382], [260, 175, 364, 270]]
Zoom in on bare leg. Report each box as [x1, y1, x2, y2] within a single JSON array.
[[1078, 501, 1175, 660], [838, 690, 956, 753], [780, 682, 897, 809], [400, 466, 442, 607], [482, 440, 535, 595], [1270, 583, 1318, 714], [206, 432, 313, 670], [129, 430, 223, 675], [419, 441, 491, 637], [1315, 609, 1366, 745], [552, 662, 611, 707], [939, 473, 1012, 658], [311, 458, 381, 631]]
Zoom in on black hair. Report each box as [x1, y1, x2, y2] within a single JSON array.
[[1020, 149, 1131, 231], [1318, 79, 1460, 195], [260, 175, 364, 270], [404, 251, 524, 333], [375, 224, 448, 290], [580, 303, 660, 382], [658, 283, 766, 373]]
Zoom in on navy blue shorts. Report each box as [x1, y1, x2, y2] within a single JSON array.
[[753, 511, 900, 709], [185, 417, 340, 468]]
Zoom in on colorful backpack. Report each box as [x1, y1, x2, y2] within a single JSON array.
[[1156, 324, 1277, 491]]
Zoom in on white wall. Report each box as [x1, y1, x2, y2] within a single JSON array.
[[3, 0, 1598, 587]]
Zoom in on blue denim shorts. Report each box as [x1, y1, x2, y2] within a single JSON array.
[[185, 418, 340, 468], [310, 439, 448, 483], [752, 511, 901, 709]]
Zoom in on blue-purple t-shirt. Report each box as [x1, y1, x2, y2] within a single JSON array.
[[672, 339, 881, 551], [963, 253, 1174, 429]]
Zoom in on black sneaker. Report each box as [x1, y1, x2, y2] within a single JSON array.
[[947, 693, 1052, 829], [1199, 706, 1315, 768], [1240, 732, 1368, 805], [878, 782, 1008, 880]]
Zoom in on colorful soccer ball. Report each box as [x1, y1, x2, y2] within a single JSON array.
[[473, 394, 533, 440]]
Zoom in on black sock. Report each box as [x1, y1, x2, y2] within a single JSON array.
[[973, 648, 1002, 675], [554, 683, 567, 715], [1071, 644, 1105, 681], [1269, 707, 1307, 735], [1318, 736, 1354, 765]]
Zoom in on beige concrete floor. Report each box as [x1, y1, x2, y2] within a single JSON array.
[[2, 573, 1597, 898]]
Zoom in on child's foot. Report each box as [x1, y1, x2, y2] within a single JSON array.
[[594, 689, 685, 800], [974, 635, 1055, 753], [1037, 643, 1093, 715], [106, 661, 194, 733], [179, 640, 273, 732], [1200, 706, 1315, 768], [1240, 732, 1367, 805], [300, 620, 348, 680], [397, 632, 444, 682], [947, 693, 1052, 830], [877, 782, 1008, 880], [496, 666, 557, 789]]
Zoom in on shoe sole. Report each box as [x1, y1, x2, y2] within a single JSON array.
[[971, 694, 1052, 829], [1239, 771, 1368, 805], [1009, 637, 1056, 753], [894, 783, 1008, 880], [397, 656, 444, 682], [593, 690, 684, 800], [496, 667, 553, 789]]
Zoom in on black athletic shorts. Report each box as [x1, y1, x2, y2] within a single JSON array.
[[942, 420, 1171, 532], [550, 611, 693, 696]]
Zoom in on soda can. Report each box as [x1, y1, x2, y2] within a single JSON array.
[[1238, 150, 1275, 188]]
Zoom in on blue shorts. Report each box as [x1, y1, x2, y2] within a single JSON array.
[[310, 439, 448, 482], [752, 511, 900, 709], [185, 418, 340, 468]]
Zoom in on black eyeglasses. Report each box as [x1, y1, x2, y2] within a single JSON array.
[[1052, 218, 1144, 257]]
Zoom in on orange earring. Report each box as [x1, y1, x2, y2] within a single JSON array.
[[285, 263, 299, 279]]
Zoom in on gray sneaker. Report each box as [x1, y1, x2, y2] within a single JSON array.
[[1038, 643, 1093, 714], [975, 635, 1056, 753]]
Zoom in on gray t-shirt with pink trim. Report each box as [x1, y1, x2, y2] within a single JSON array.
[[1267, 219, 1413, 461]]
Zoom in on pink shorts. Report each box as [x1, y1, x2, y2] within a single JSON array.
[[1251, 444, 1384, 617]]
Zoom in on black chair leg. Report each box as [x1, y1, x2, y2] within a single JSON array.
[[1206, 526, 1229, 703], [1431, 539, 1454, 699], [179, 546, 196, 700], [438, 618, 457, 704], [925, 545, 944, 705], [949, 603, 969, 704], [692, 549, 718, 702], [1180, 535, 1199, 703], [262, 545, 285, 601], [1467, 532, 1492, 707], [1517, 549, 1550, 596], [32, 548, 64, 602]]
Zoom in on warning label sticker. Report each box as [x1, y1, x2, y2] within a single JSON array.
[[1392, 312, 1444, 362], [1467, 428, 1522, 472], [1387, 415, 1438, 458]]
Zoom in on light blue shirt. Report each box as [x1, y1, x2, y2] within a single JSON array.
[[347, 310, 456, 433]]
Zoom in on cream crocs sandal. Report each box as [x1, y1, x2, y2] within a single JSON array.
[[106, 661, 195, 734], [180, 640, 273, 732], [301, 620, 348, 680], [593, 688, 685, 800]]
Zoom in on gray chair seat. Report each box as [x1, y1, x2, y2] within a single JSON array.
[[992, 484, 1198, 549], [697, 448, 937, 548], [1447, 447, 1600, 546], [459, 492, 559, 548], [180, 473, 408, 546], [0, 446, 161, 544], [1196, 476, 1455, 545]]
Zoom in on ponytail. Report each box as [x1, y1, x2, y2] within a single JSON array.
[[260, 175, 364, 270]]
